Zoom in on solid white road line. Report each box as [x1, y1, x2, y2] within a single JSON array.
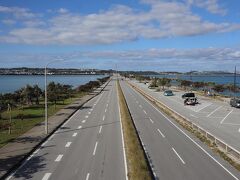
[[157, 129, 165, 138], [86, 173, 90, 180], [65, 142, 72, 148], [99, 126, 102, 134], [172, 148, 185, 164], [82, 120, 86, 123], [143, 110, 147, 114], [42, 173, 52, 180], [207, 106, 222, 117], [78, 125, 82, 129], [149, 118, 154, 123], [103, 115, 105, 121], [55, 154, 63, 162], [135, 87, 240, 180], [220, 110, 233, 124], [72, 132, 78, 137], [93, 141, 98, 155]]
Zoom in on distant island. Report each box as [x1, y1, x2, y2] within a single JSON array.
[[0, 67, 114, 75]]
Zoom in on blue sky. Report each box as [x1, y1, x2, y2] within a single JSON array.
[[0, 0, 240, 72]]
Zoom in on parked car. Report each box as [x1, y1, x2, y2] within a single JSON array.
[[164, 90, 174, 96], [184, 97, 198, 105], [182, 92, 195, 99], [230, 98, 240, 108]]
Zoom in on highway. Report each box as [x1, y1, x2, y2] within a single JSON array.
[[120, 80, 240, 180], [7, 78, 127, 180], [131, 80, 240, 152]]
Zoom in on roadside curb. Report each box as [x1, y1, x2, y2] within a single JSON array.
[[1, 80, 110, 180]]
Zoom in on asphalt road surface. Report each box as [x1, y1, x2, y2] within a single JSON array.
[[120, 80, 240, 180], [7, 78, 127, 180], [131, 80, 240, 152]]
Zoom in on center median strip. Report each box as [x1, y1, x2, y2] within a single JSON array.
[[117, 80, 154, 180]]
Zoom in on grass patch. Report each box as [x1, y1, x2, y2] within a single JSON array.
[[0, 91, 87, 148], [117, 81, 152, 180]]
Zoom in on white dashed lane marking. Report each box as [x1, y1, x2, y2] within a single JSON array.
[[172, 147, 185, 164], [157, 129, 165, 138], [149, 118, 154, 123], [99, 126, 102, 134], [72, 132, 78, 137], [55, 154, 63, 162], [93, 142, 98, 155], [65, 142, 72, 148], [86, 173, 90, 180], [42, 173, 51, 180]]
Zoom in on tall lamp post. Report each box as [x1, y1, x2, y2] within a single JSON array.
[[45, 59, 64, 134]]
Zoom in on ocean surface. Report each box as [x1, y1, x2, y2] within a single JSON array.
[[148, 74, 240, 85], [0, 75, 106, 93]]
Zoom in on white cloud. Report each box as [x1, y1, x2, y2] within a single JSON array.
[[1, 48, 239, 71], [58, 8, 69, 14], [0, 1, 238, 45], [2, 19, 16, 25], [186, 0, 227, 15], [0, 5, 36, 19]]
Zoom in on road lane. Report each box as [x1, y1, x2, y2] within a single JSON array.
[[7, 78, 126, 180], [120, 80, 240, 180]]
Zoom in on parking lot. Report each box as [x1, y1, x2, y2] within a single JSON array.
[[131, 80, 240, 151]]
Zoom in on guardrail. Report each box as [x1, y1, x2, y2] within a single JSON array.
[[128, 81, 240, 161]]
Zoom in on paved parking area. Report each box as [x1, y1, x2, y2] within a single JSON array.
[[131, 80, 240, 151]]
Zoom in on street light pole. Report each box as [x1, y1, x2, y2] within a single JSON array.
[[45, 59, 65, 134]]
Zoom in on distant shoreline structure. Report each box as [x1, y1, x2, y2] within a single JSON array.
[[0, 67, 113, 75]]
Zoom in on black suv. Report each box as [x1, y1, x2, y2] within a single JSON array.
[[230, 98, 240, 108], [182, 92, 195, 99]]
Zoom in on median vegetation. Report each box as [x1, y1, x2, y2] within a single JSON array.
[[117, 80, 152, 180], [0, 76, 110, 147]]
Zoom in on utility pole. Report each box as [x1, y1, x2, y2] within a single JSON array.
[[233, 66, 237, 98]]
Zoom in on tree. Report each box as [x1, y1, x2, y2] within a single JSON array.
[[180, 80, 192, 89], [47, 82, 58, 108], [157, 78, 171, 90], [33, 85, 42, 105], [212, 84, 225, 94], [149, 78, 158, 88], [192, 81, 205, 89], [22, 85, 34, 105]]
